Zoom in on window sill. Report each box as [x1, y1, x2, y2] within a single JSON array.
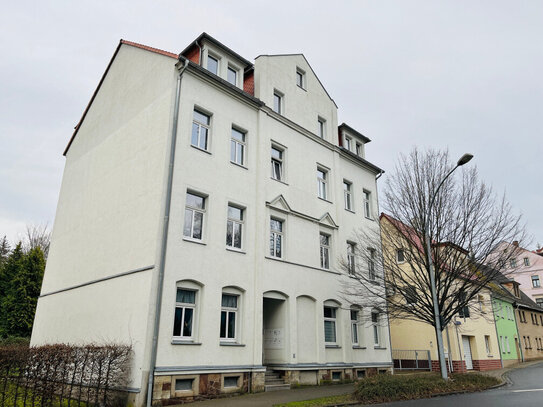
[[182, 237, 207, 246], [230, 161, 248, 170], [345, 209, 356, 214], [171, 340, 202, 345], [271, 177, 289, 186], [226, 247, 246, 254], [352, 346, 366, 349], [317, 197, 333, 204], [364, 216, 374, 221], [220, 342, 245, 347], [296, 85, 307, 92], [374, 346, 387, 350], [190, 144, 212, 155], [325, 345, 341, 349]]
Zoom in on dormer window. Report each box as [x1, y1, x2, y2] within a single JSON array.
[[355, 142, 362, 156], [318, 117, 326, 139], [345, 136, 352, 151], [273, 90, 283, 114], [227, 66, 237, 86], [296, 67, 306, 89], [207, 54, 219, 75]]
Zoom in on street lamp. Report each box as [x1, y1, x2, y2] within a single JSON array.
[[425, 153, 473, 380]]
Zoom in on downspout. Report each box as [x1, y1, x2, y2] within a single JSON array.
[[196, 40, 203, 66], [513, 302, 524, 362], [491, 296, 504, 368], [445, 324, 453, 372], [454, 320, 464, 371], [146, 58, 188, 407]]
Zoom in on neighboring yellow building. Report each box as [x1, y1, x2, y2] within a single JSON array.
[[381, 214, 501, 372]]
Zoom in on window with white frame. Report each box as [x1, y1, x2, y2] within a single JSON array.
[[220, 293, 239, 341], [270, 218, 283, 258], [207, 54, 219, 75], [347, 242, 356, 275], [184, 192, 205, 240], [510, 258, 517, 268], [343, 181, 353, 211], [363, 190, 372, 219], [536, 298, 543, 307], [230, 128, 246, 166], [273, 90, 283, 114], [173, 288, 196, 339], [271, 144, 284, 181], [372, 312, 380, 346], [505, 336, 511, 353], [524, 257, 530, 266], [324, 306, 337, 344], [317, 167, 328, 200], [355, 142, 362, 156], [226, 205, 244, 249], [485, 335, 491, 354], [318, 117, 326, 139], [320, 233, 330, 269], [351, 309, 359, 345], [532, 275, 540, 288], [368, 248, 376, 280], [227, 66, 237, 86], [191, 110, 211, 151], [296, 67, 305, 88], [345, 136, 352, 151]]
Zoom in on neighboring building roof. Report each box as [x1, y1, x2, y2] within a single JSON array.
[[180, 32, 253, 69], [120, 40, 178, 59], [339, 123, 371, 143]]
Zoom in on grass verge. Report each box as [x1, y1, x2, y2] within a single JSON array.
[[275, 373, 500, 407]]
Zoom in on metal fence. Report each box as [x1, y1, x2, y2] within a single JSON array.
[[392, 349, 431, 371]]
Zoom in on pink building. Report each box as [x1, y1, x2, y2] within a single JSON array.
[[494, 242, 543, 307]]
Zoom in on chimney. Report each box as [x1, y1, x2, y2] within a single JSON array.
[[513, 241, 519, 247]]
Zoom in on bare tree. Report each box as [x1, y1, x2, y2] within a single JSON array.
[[341, 148, 526, 368], [23, 224, 51, 259]]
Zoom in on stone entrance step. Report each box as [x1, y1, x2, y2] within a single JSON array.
[[264, 368, 291, 392]]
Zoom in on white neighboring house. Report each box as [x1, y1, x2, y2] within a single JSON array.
[[31, 33, 391, 405]]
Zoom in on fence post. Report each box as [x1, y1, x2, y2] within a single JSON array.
[[427, 350, 431, 371], [415, 351, 418, 369]]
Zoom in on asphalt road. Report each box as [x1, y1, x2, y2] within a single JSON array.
[[379, 362, 543, 407]]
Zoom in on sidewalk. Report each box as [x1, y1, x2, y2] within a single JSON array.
[[477, 359, 543, 382], [176, 383, 354, 407]]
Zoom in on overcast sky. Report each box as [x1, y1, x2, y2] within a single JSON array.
[[1, 1, 541, 247]]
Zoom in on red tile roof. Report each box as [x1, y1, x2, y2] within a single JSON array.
[[120, 40, 178, 59]]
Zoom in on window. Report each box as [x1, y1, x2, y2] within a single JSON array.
[[273, 91, 282, 114], [270, 218, 283, 258], [324, 306, 337, 344], [175, 378, 194, 392], [355, 142, 362, 156], [405, 285, 417, 305], [227, 66, 237, 85], [536, 298, 543, 307], [396, 249, 405, 263], [345, 136, 352, 151], [207, 54, 219, 75], [271, 145, 284, 181], [368, 248, 376, 280], [224, 376, 240, 388], [510, 258, 517, 268], [318, 118, 326, 138], [226, 205, 243, 249], [184, 192, 205, 240], [191, 110, 211, 150], [317, 168, 328, 200], [173, 289, 196, 339], [347, 243, 356, 275], [478, 295, 485, 313], [485, 335, 491, 354], [363, 190, 372, 219], [220, 294, 238, 341], [527, 336, 532, 349], [523, 336, 527, 349], [372, 312, 380, 346], [230, 128, 246, 166], [532, 275, 541, 288], [351, 310, 359, 345], [524, 257, 530, 266], [296, 68, 305, 88], [505, 336, 510, 353], [458, 292, 470, 318], [343, 181, 353, 211], [320, 233, 330, 269]]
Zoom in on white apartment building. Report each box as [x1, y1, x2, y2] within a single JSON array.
[[31, 33, 392, 405]]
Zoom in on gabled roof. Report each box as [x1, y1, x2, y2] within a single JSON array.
[[181, 32, 253, 69], [339, 123, 371, 143], [63, 39, 178, 156], [255, 53, 338, 108]]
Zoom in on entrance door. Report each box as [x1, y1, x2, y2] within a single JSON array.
[[462, 336, 473, 370], [515, 338, 522, 362], [262, 295, 287, 364]]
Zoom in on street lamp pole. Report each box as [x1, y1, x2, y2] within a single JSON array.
[[425, 153, 473, 380]]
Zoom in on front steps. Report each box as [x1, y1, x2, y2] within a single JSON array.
[[264, 368, 291, 392]]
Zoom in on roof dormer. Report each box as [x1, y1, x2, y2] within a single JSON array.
[[338, 123, 371, 159]]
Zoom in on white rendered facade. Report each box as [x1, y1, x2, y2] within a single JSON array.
[[31, 34, 391, 405]]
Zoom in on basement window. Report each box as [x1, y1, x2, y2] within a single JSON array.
[[175, 378, 194, 392], [331, 371, 341, 381], [224, 376, 240, 388]]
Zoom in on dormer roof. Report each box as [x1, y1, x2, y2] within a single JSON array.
[[339, 123, 371, 143]]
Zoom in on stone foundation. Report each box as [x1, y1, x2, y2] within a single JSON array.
[[430, 359, 502, 373]]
